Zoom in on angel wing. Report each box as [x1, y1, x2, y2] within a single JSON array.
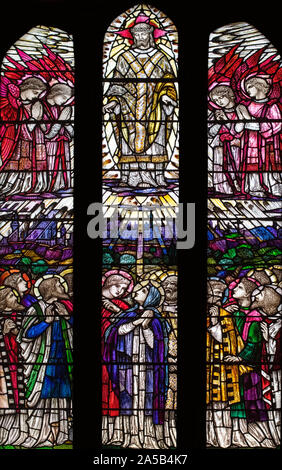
[[231, 47, 282, 106], [208, 45, 243, 110], [6, 46, 75, 87], [0, 75, 22, 169], [208, 45, 243, 89]]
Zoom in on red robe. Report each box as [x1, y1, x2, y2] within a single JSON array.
[[0, 312, 24, 411], [240, 101, 281, 192], [102, 298, 129, 416]]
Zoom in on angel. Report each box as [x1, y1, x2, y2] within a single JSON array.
[[0, 44, 75, 196], [231, 48, 282, 197], [208, 46, 244, 196], [44, 82, 74, 192], [0, 75, 48, 196]]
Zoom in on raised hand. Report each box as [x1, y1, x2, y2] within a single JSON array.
[[215, 110, 227, 120], [45, 304, 55, 324], [54, 302, 70, 319], [3, 318, 18, 335], [103, 101, 120, 114], [260, 322, 269, 342], [224, 355, 241, 363], [225, 304, 239, 313], [102, 298, 121, 314]]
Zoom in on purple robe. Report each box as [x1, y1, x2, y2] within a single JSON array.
[[103, 309, 170, 425]]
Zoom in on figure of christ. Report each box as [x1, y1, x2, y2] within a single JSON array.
[[226, 278, 275, 447], [44, 83, 74, 192], [18, 275, 73, 448], [101, 272, 133, 446], [0, 77, 49, 196], [161, 274, 177, 448], [103, 22, 177, 189], [252, 284, 282, 446], [103, 280, 171, 449], [206, 278, 250, 448], [208, 85, 243, 195], [0, 287, 28, 446], [236, 76, 282, 197], [1, 270, 36, 308]]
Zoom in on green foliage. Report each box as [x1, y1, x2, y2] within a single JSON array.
[[31, 259, 48, 275], [102, 253, 114, 266], [120, 254, 136, 265]]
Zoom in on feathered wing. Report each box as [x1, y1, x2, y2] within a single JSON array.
[[0, 45, 75, 170], [0, 75, 22, 169], [231, 47, 282, 106], [12, 46, 75, 86]]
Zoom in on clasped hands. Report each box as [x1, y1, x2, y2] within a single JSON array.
[[133, 310, 154, 330], [45, 302, 70, 324]]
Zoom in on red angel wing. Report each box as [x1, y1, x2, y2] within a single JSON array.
[[0, 75, 22, 169]]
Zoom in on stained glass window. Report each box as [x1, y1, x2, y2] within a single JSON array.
[[0, 26, 74, 449], [207, 22, 281, 448], [102, 4, 178, 449]]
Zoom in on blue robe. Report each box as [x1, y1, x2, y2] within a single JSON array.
[[26, 316, 73, 398]]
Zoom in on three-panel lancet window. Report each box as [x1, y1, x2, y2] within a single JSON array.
[[207, 22, 281, 449], [2, 10, 279, 455], [101, 4, 179, 449], [0, 26, 74, 449]]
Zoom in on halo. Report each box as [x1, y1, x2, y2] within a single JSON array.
[[0, 285, 21, 302], [247, 268, 277, 286], [102, 269, 134, 294], [0, 268, 32, 291], [60, 268, 73, 278], [33, 274, 68, 300]]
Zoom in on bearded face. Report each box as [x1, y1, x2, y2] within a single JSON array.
[[207, 281, 225, 305], [53, 279, 69, 300], [252, 287, 281, 315], [163, 276, 177, 304], [39, 278, 69, 302], [131, 28, 153, 50], [0, 288, 25, 312]]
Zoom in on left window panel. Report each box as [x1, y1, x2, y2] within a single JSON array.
[[0, 26, 74, 449]]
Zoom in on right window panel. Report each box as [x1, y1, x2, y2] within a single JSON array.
[[207, 22, 281, 449]]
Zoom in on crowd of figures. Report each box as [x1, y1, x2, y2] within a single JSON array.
[[0, 268, 73, 447], [0, 47, 74, 196], [208, 47, 282, 197], [207, 267, 281, 448], [101, 269, 177, 449]]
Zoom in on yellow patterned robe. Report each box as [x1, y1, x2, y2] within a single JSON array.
[[107, 46, 177, 164], [206, 307, 250, 405], [162, 305, 177, 410]]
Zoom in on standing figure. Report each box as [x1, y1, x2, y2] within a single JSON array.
[[44, 83, 74, 192], [236, 76, 282, 197], [208, 85, 243, 195], [161, 273, 177, 447], [101, 270, 133, 446], [206, 278, 248, 448], [18, 275, 73, 448], [0, 286, 27, 446], [227, 277, 275, 447], [252, 284, 282, 446], [0, 77, 48, 196], [103, 21, 177, 189], [103, 280, 170, 449]]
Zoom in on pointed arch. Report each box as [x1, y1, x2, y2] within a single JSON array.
[[102, 4, 178, 450], [207, 22, 281, 449], [0, 25, 74, 449]]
